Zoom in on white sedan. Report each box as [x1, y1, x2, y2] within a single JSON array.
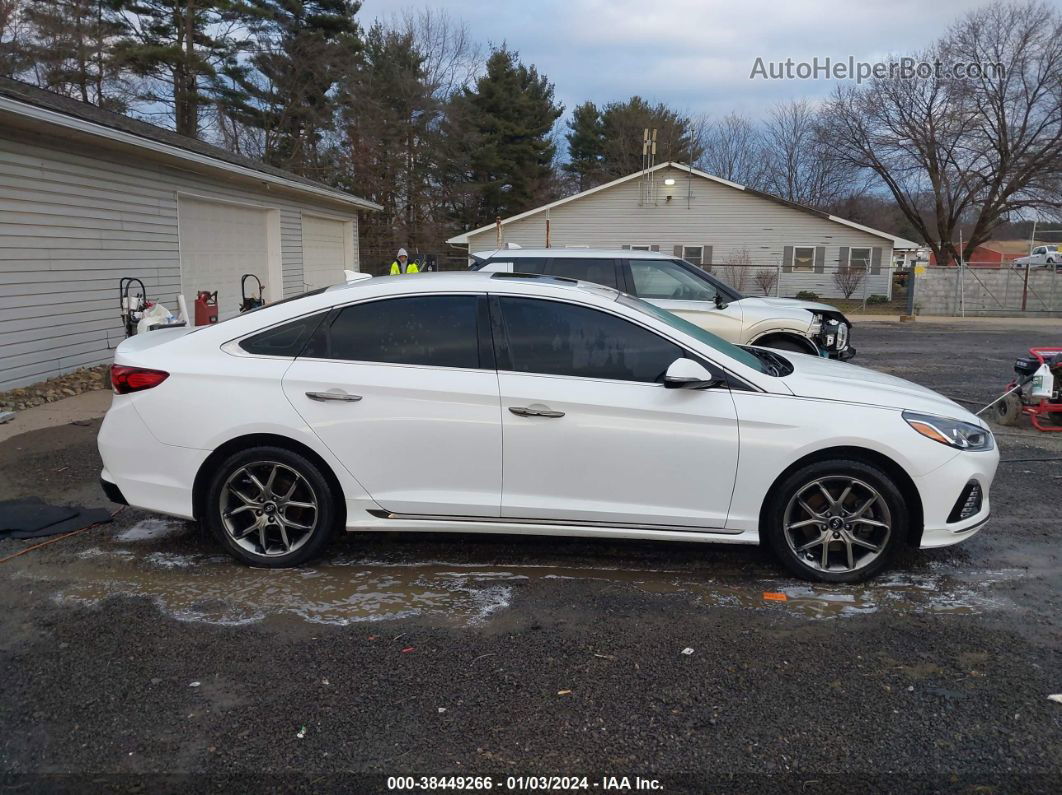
[[98, 272, 998, 582]]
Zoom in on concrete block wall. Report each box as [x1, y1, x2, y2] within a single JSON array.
[[914, 267, 1062, 315]]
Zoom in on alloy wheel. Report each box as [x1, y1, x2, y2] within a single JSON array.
[[219, 461, 319, 557], [782, 476, 892, 574]]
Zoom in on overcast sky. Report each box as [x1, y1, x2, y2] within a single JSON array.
[[361, 0, 985, 120]]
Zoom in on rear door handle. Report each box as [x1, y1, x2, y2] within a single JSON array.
[[509, 405, 565, 418], [306, 390, 362, 402]]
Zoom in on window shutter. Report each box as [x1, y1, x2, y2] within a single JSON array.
[[814, 246, 825, 273], [703, 245, 713, 270], [871, 247, 882, 275], [673, 245, 683, 258], [621, 244, 631, 250], [782, 245, 793, 273], [838, 246, 850, 270], [650, 244, 660, 252]]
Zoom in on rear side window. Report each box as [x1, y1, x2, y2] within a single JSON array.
[[313, 295, 482, 369], [500, 257, 549, 274], [548, 258, 619, 289], [239, 312, 327, 357], [498, 296, 681, 383]]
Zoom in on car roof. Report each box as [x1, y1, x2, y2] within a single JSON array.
[[472, 247, 674, 260]]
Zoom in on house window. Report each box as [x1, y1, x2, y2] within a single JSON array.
[[683, 245, 703, 266], [629, 245, 651, 251], [849, 247, 871, 270], [793, 246, 815, 271]]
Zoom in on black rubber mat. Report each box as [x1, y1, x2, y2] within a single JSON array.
[[0, 497, 112, 539]]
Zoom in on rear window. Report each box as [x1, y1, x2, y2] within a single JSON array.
[[239, 312, 327, 357]]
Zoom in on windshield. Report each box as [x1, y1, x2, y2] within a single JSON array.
[[618, 294, 765, 373]]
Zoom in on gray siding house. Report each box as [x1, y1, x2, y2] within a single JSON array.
[[448, 162, 916, 300], [0, 78, 379, 390]]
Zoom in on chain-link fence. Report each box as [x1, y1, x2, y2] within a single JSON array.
[[700, 262, 899, 308], [358, 247, 470, 277]]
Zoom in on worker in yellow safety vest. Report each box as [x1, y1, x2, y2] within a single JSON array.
[[389, 248, 420, 275]]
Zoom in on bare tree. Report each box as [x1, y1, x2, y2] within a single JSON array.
[[754, 268, 778, 296], [0, 0, 26, 77], [833, 267, 865, 299], [721, 246, 753, 292], [698, 112, 765, 185], [394, 8, 482, 101], [762, 99, 871, 208], [825, 1, 1062, 265]]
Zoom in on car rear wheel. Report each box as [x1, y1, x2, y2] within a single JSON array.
[[205, 446, 338, 567], [764, 460, 907, 583]]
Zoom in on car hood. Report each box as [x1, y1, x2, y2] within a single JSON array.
[[776, 351, 982, 424], [738, 296, 841, 315]]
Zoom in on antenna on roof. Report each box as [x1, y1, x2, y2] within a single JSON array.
[[641, 128, 657, 206]]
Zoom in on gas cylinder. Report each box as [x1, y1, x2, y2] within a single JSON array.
[[194, 291, 218, 326]]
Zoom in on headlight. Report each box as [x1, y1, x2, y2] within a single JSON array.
[[903, 411, 994, 451], [835, 322, 848, 349]]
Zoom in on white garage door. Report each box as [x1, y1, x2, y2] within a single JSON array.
[[302, 215, 348, 290], [178, 197, 270, 321]]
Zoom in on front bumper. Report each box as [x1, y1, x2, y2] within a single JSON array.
[[828, 345, 857, 361], [914, 448, 999, 549]]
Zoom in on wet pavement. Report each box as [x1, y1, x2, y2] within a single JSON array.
[[0, 320, 1060, 791]]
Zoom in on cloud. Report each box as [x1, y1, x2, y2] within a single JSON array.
[[361, 0, 982, 118]]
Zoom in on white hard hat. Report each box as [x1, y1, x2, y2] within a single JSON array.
[[397, 248, 408, 258]]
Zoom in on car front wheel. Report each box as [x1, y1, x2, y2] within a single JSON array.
[[205, 446, 338, 567], [763, 460, 907, 583]]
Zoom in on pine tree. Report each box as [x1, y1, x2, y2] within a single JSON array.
[[457, 47, 562, 226], [112, 0, 238, 137], [22, 0, 126, 109], [221, 0, 360, 177], [597, 97, 700, 180], [564, 101, 605, 191], [337, 23, 436, 265]]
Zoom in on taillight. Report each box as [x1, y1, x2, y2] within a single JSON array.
[[110, 365, 169, 394]]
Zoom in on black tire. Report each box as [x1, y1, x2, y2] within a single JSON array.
[[763, 459, 908, 583], [205, 445, 339, 567], [760, 337, 813, 355], [994, 393, 1023, 427]]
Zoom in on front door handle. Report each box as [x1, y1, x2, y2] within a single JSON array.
[[306, 390, 362, 402], [509, 405, 565, 418]]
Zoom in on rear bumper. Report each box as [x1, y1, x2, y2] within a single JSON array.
[[99, 472, 128, 505], [96, 396, 207, 520]]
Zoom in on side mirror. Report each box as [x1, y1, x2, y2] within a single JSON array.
[[664, 358, 723, 389]]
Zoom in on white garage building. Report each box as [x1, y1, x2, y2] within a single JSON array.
[[0, 78, 379, 390]]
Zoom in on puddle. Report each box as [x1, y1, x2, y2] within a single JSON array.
[[115, 519, 185, 542], [21, 535, 1023, 628]]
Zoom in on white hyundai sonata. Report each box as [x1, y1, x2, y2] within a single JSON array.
[[98, 272, 997, 583]]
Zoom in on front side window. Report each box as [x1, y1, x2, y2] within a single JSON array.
[[628, 259, 719, 302], [548, 258, 619, 289], [683, 245, 703, 266], [498, 296, 682, 383], [793, 246, 815, 272], [849, 247, 871, 271], [314, 295, 481, 369]]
